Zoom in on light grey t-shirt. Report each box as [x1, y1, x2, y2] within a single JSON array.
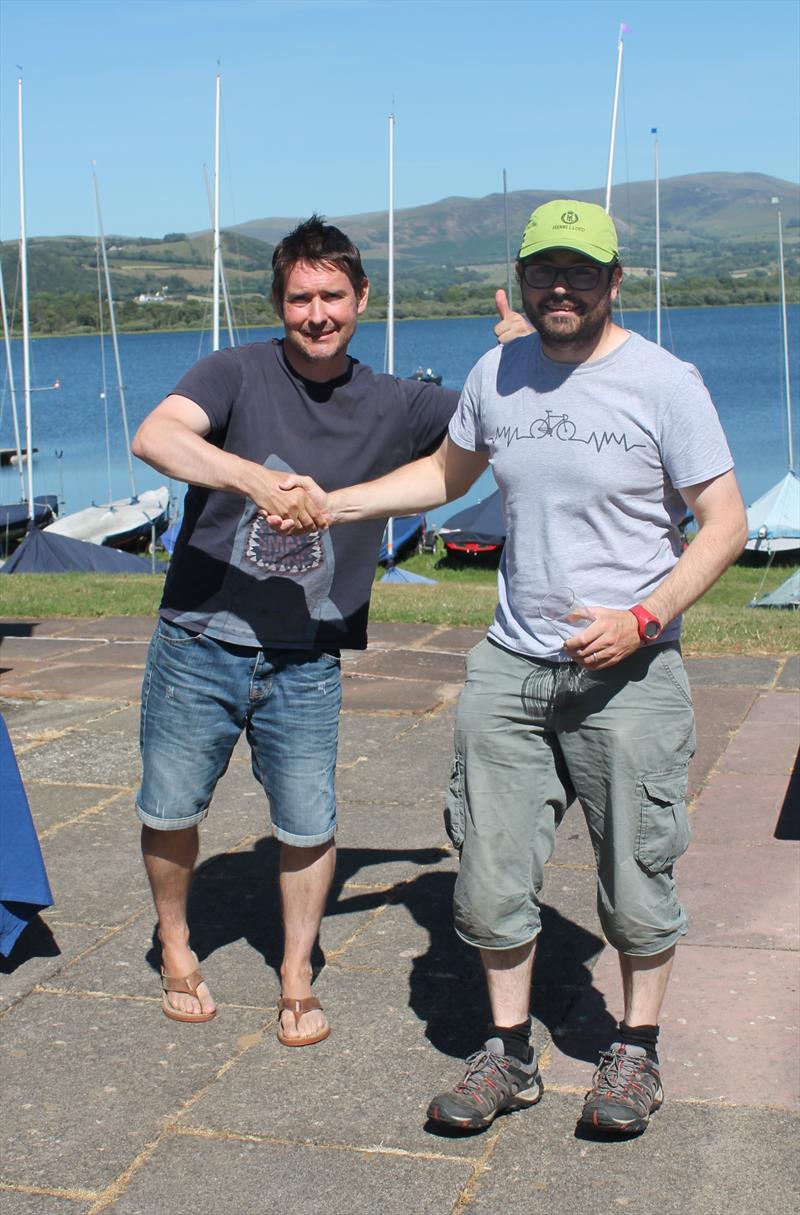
[[449, 330, 734, 659]]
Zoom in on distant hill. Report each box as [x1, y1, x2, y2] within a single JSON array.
[[0, 172, 797, 334], [232, 172, 800, 274]]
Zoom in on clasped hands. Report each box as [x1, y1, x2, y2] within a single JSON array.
[[255, 471, 331, 534]]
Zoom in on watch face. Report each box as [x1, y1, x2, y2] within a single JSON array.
[[644, 620, 661, 639]]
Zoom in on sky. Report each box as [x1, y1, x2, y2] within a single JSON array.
[[1, 0, 798, 241]]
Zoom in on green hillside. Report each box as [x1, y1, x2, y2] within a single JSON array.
[[1, 172, 797, 335]]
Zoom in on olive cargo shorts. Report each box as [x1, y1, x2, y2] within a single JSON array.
[[445, 639, 696, 956]]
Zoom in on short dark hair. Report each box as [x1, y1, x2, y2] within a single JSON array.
[[271, 214, 367, 305]]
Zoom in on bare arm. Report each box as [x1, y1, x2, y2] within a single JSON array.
[[565, 469, 747, 668], [131, 394, 327, 528], [267, 436, 489, 533], [326, 436, 489, 524]]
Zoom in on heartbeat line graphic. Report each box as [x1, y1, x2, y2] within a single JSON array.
[[490, 411, 646, 455]]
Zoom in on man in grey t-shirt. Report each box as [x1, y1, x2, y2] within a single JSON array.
[[277, 200, 747, 1135]]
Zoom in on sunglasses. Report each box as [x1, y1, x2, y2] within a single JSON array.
[[520, 262, 610, 291]]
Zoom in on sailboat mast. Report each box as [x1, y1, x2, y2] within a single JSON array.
[[604, 24, 626, 214], [17, 76, 35, 523], [93, 168, 137, 499], [777, 209, 794, 472], [0, 264, 25, 499], [212, 70, 221, 353], [503, 169, 513, 310], [653, 129, 661, 347], [387, 111, 395, 377]]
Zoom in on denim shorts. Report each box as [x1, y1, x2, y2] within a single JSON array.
[[137, 619, 342, 846], [445, 638, 696, 956]]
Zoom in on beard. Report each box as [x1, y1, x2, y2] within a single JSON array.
[[524, 287, 614, 350]]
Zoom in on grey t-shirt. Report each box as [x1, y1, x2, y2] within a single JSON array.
[[449, 330, 734, 659]]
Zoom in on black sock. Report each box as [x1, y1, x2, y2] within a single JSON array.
[[618, 1021, 659, 1063], [487, 1020, 532, 1064]]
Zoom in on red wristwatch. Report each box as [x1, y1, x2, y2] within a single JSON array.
[[629, 604, 663, 643]]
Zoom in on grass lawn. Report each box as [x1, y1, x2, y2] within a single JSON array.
[[0, 549, 797, 656]]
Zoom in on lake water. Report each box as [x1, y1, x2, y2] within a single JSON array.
[[1, 305, 797, 529]]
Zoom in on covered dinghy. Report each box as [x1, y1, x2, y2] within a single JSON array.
[[745, 470, 800, 555], [439, 490, 506, 557], [0, 527, 165, 574], [749, 568, 800, 609]]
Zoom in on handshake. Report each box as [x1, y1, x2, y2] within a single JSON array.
[[255, 470, 335, 534]]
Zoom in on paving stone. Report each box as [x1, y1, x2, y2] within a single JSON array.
[[722, 717, 799, 775], [25, 782, 129, 836], [777, 654, 800, 690], [679, 836, 799, 949], [341, 674, 451, 714], [17, 725, 141, 786], [365, 622, 441, 648], [0, 1192, 92, 1214], [41, 641, 149, 667], [0, 698, 134, 741], [0, 618, 81, 638], [37, 800, 152, 926], [335, 802, 453, 885], [419, 626, 486, 653], [354, 647, 468, 684], [336, 718, 454, 805], [0, 919, 100, 1012], [746, 688, 800, 725], [0, 990, 267, 1191], [103, 1133, 473, 1215], [44, 616, 157, 641], [337, 712, 422, 769], [684, 656, 780, 687], [6, 663, 144, 700], [689, 771, 795, 847], [544, 940, 800, 1108], [0, 636, 106, 662], [182, 966, 484, 1158], [467, 1095, 800, 1215]]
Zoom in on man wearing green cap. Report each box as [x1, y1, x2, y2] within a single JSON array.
[[271, 200, 746, 1136]]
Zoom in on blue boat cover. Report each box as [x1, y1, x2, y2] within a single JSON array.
[[378, 515, 425, 564], [441, 490, 506, 548], [0, 714, 53, 956], [750, 569, 800, 609], [160, 517, 182, 554], [0, 528, 166, 574], [746, 471, 800, 542]]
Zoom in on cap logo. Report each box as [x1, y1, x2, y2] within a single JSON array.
[[560, 210, 579, 225]]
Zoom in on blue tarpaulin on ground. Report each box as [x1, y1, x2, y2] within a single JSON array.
[[0, 528, 165, 574], [0, 714, 53, 956], [750, 569, 800, 609]]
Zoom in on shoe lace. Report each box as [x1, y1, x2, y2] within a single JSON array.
[[593, 1047, 647, 1097], [454, 1049, 508, 1096]]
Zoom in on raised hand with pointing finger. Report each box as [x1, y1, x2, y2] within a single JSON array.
[[494, 288, 533, 344]]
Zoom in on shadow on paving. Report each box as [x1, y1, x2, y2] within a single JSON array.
[[0, 913, 60, 974], [142, 835, 609, 1064], [774, 747, 800, 840]]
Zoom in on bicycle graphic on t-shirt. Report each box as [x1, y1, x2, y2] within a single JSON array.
[[529, 410, 577, 441]]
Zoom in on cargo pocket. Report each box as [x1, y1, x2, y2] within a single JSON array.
[[444, 752, 466, 850], [635, 767, 691, 874]]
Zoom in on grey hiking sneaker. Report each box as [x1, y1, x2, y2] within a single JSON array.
[[427, 1036, 544, 1130], [579, 1042, 663, 1134]]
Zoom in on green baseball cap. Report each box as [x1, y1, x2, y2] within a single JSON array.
[[519, 200, 619, 264]]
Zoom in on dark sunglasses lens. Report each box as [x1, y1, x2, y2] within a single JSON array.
[[566, 266, 601, 289], [522, 264, 603, 290], [523, 265, 557, 288]]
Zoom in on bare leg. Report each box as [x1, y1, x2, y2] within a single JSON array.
[[618, 945, 675, 1026], [141, 824, 216, 1018], [480, 939, 537, 1028], [278, 839, 336, 1042]]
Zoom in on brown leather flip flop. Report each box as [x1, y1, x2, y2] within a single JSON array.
[[277, 995, 330, 1047], [161, 956, 216, 1023]]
